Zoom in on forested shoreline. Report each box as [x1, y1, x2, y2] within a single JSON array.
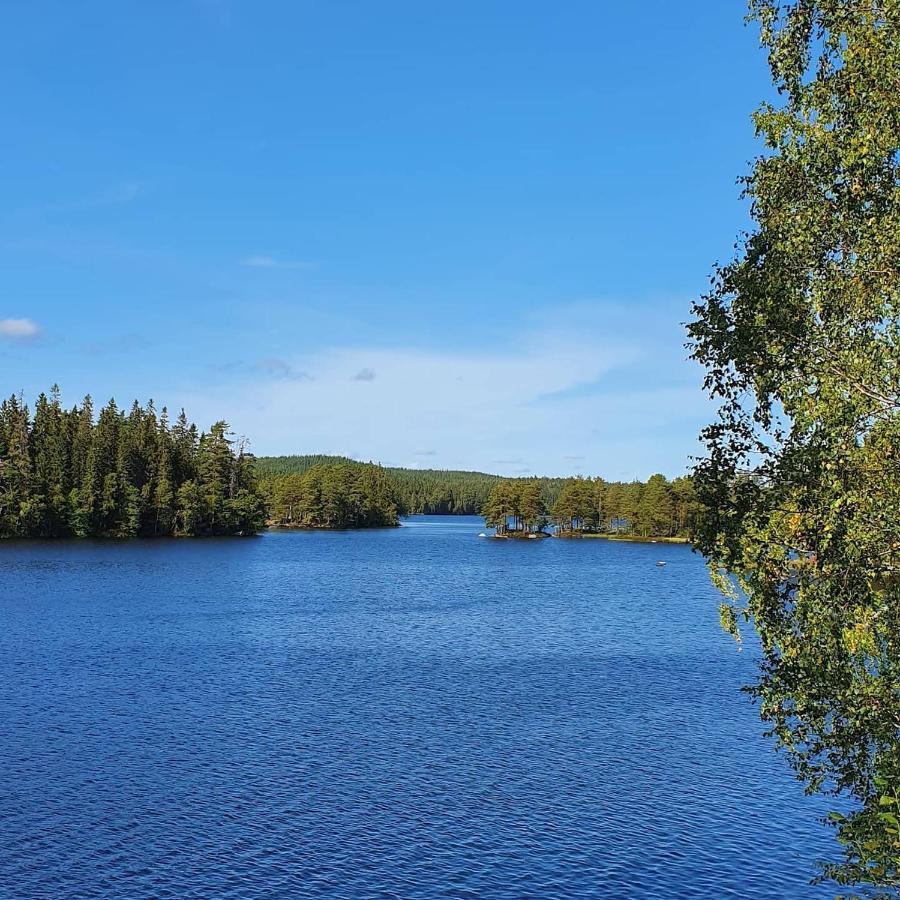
[[0, 387, 265, 538], [256, 455, 507, 514], [484, 474, 698, 539], [1, 403, 698, 540], [261, 462, 401, 529], [256, 455, 699, 538]]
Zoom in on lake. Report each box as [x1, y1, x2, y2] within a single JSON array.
[[0, 515, 835, 898]]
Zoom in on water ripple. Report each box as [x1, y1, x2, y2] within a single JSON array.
[[0, 519, 836, 898]]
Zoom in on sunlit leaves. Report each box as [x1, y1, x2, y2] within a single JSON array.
[[689, 0, 900, 889]]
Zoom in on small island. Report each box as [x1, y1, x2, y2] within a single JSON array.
[[481, 474, 696, 541], [482, 479, 549, 538]]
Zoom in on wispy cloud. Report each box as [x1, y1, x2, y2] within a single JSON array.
[[240, 255, 316, 271], [257, 358, 312, 381], [0, 318, 41, 340], [214, 358, 311, 382], [413, 449, 437, 457], [177, 303, 711, 479]]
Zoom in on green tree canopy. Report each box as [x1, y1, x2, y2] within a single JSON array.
[[483, 479, 547, 534], [638, 475, 675, 538], [263, 462, 401, 529], [0, 388, 265, 539], [689, 1, 900, 889], [551, 477, 599, 532]]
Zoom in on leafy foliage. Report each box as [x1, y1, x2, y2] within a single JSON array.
[[0, 387, 265, 538], [689, 1, 900, 889]]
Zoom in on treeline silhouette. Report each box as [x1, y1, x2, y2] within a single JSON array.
[[0, 387, 265, 538]]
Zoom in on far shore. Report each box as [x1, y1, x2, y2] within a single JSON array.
[[555, 532, 691, 544], [266, 522, 401, 531], [485, 528, 691, 545]]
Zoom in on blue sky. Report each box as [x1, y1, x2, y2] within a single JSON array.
[[1, 1, 769, 479]]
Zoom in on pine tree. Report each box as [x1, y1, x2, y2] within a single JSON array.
[[30, 386, 70, 536], [518, 480, 546, 533], [638, 474, 675, 538], [0, 395, 37, 537]]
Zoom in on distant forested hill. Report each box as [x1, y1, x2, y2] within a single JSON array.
[[254, 455, 356, 476], [256, 455, 564, 515]]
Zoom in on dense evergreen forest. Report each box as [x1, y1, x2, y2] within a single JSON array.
[[1, 407, 698, 540], [257, 455, 699, 538], [257, 455, 510, 514], [485, 474, 698, 539], [262, 462, 401, 529], [0, 387, 265, 538], [257, 455, 572, 514]]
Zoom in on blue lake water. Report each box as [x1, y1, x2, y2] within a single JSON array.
[[1, 516, 836, 898]]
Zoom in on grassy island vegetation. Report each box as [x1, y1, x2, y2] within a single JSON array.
[[0, 387, 265, 538]]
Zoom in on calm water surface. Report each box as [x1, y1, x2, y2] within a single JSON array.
[[1, 516, 835, 898]]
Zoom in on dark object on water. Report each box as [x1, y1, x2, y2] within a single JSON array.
[[656, 561, 667, 567]]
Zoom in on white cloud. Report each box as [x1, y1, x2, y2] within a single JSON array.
[[240, 255, 315, 271], [0, 318, 41, 340], [176, 306, 710, 479]]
